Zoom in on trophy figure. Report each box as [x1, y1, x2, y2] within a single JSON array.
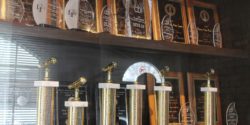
[[34, 57, 59, 125], [65, 77, 88, 125], [201, 69, 217, 125], [154, 66, 172, 125], [99, 62, 120, 125]]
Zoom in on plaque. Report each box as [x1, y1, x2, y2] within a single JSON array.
[[187, 1, 221, 47], [32, 0, 65, 28], [187, 73, 222, 125], [179, 102, 195, 125], [226, 102, 238, 125], [152, 0, 188, 43], [128, 0, 151, 39], [0, 0, 25, 23], [162, 72, 186, 124], [99, 0, 112, 33], [64, 0, 96, 32]]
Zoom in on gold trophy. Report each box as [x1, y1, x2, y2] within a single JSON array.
[[65, 77, 88, 125], [99, 62, 120, 125], [34, 57, 58, 125], [201, 69, 217, 125], [154, 66, 172, 125]]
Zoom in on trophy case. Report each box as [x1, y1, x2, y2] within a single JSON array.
[[0, 0, 249, 125]]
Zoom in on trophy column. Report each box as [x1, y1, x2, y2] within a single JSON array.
[[65, 77, 88, 125], [201, 69, 217, 125], [154, 84, 172, 125], [126, 83, 146, 125], [99, 62, 120, 125], [34, 58, 58, 125]]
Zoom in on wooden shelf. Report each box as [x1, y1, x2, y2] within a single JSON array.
[[0, 22, 248, 59]]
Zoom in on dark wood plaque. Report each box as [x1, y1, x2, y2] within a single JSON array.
[[128, 0, 151, 39], [163, 72, 186, 124], [187, 73, 222, 125], [152, 0, 188, 43], [187, 1, 220, 47]]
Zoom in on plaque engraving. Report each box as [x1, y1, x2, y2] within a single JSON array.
[[187, 1, 221, 47], [226, 102, 238, 125], [152, 0, 188, 43]]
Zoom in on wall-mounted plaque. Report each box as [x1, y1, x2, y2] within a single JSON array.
[[127, 0, 151, 39], [0, 0, 24, 23], [226, 102, 238, 125], [32, 0, 65, 29], [99, 0, 111, 33], [64, 0, 96, 32], [152, 0, 188, 43], [162, 72, 186, 124], [186, 1, 222, 48], [187, 73, 222, 125]]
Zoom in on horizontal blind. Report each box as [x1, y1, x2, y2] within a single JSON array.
[[0, 37, 40, 125]]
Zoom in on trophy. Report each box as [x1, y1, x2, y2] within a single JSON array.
[[0, 0, 25, 22], [201, 69, 217, 125], [213, 23, 222, 48], [123, 62, 163, 125], [32, 0, 65, 28], [99, 62, 120, 125], [34, 57, 58, 125], [178, 102, 195, 125], [65, 77, 88, 125], [187, 21, 199, 44], [226, 102, 238, 125], [64, 0, 95, 32], [154, 66, 172, 125]]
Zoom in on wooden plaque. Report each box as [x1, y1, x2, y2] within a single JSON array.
[[128, 0, 151, 39], [152, 0, 188, 43], [186, 1, 222, 47], [164, 72, 186, 124], [187, 72, 222, 125]]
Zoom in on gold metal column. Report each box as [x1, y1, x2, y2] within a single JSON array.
[[67, 77, 87, 125], [204, 69, 217, 125], [99, 62, 118, 125], [155, 67, 171, 125], [37, 57, 57, 125]]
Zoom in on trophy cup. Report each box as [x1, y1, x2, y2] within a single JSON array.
[[32, 0, 65, 28], [34, 57, 59, 125], [154, 66, 172, 125], [201, 69, 217, 125], [99, 62, 120, 125], [65, 77, 88, 125], [64, 0, 95, 32]]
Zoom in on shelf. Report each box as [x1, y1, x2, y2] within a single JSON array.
[[0, 22, 248, 59]]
